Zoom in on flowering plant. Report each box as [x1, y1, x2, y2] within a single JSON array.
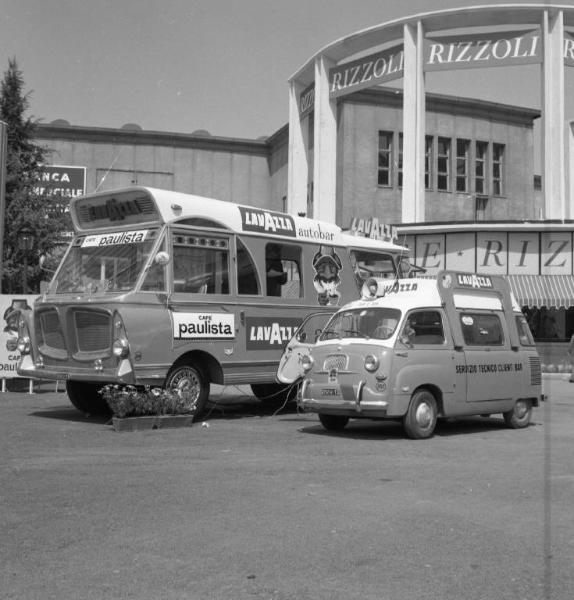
[[99, 385, 196, 418]]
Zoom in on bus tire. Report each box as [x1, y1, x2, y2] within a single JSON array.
[[251, 383, 297, 405], [403, 389, 437, 439], [503, 399, 532, 429], [165, 363, 210, 419], [318, 413, 349, 431], [66, 381, 111, 416]]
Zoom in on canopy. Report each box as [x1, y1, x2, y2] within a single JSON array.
[[506, 275, 574, 309]]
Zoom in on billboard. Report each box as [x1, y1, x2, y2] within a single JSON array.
[[0, 295, 38, 379]]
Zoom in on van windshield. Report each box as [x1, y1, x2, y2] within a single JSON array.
[[320, 307, 401, 341], [48, 229, 160, 295]]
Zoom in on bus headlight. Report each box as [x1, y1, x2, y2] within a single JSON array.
[[364, 354, 379, 372], [301, 354, 314, 372], [17, 336, 31, 355], [112, 338, 130, 358], [112, 312, 130, 358]]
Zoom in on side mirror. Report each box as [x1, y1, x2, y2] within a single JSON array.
[[154, 251, 170, 266]]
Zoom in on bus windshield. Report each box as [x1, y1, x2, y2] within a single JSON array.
[[320, 306, 402, 341], [48, 229, 160, 295]]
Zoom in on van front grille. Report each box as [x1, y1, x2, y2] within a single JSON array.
[[323, 354, 348, 371]]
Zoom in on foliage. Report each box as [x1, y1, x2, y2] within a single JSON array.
[[0, 58, 68, 293], [99, 385, 197, 418]]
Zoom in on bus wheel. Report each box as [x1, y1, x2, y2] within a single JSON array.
[[251, 383, 297, 405], [66, 381, 111, 416], [318, 414, 349, 431], [403, 389, 437, 439], [165, 363, 210, 418], [503, 399, 532, 429]]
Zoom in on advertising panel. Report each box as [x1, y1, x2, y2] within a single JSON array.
[[0, 295, 37, 379]]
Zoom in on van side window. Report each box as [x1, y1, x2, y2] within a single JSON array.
[[172, 234, 229, 294], [236, 239, 260, 295], [403, 310, 445, 345], [516, 314, 535, 346], [460, 313, 504, 346], [350, 250, 397, 288], [266, 243, 302, 298]]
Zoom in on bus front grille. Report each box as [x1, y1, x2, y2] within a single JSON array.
[[37, 309, 66, 351], [74, 311, 111, 352], [36, 307, 112, 356]]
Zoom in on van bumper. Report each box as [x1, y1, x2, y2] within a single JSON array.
[[298, 379, 391, 418]]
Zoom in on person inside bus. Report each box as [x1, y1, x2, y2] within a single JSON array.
[[266, 244, 287, 296]]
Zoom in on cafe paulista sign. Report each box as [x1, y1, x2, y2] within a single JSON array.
[[404, 230, 574, 276], [301, 28, 574, 111]]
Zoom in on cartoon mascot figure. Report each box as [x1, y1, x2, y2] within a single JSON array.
[[312, 246, 342, 306]]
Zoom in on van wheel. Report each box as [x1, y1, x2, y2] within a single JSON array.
[[318, 414, 349, 431], [503, 399, 532, 429], [403, 389, 437, 439], [66, 381, 111, 416], [251, 383, 297, 405], [165, 363, 210, 418]]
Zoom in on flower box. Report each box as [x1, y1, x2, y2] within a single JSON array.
[[111, 414, 194, 432], [100, 385, 196, 431]]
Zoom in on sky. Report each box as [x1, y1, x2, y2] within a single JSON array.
[[1, 0, 573, 140]]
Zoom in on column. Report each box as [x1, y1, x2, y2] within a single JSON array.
[[402, 21, 425, 224], [312, 54, 337, 223], [542, 9, 565, 220], [287, 79, 309, 217]]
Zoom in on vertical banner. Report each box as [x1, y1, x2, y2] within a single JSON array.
[[0, 295, 37, 379]]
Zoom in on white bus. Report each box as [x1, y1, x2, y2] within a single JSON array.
[[16, 187, 413, 416]]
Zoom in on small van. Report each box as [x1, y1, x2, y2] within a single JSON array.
[[278, 270, 543, 439]]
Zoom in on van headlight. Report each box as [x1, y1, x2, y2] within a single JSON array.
[[301, 354, 314, 372], [364, 354, 379, 372]]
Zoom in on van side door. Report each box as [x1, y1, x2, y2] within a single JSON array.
[[459, 310, 516, 403]]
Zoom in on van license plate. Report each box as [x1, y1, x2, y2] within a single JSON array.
[[321, 388, 340, 397]]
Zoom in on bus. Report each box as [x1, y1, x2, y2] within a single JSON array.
[[16, 186, 413, 416]]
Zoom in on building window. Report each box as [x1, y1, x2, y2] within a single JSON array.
[[493, 143, 505, 196], [456, 139, 470, 192], [437, 137, 451, 191], [475, 141, 488, 195], [425, 136, 433, 189], [378, 131, 393, 186], [398, 133, 403, 188]]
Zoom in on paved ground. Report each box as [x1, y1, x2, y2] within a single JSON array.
[[1, 376, 573, 600]]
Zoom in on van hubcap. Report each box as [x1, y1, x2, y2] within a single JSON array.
[[415, 402, 433, 428], [514, 399, 528, 418]]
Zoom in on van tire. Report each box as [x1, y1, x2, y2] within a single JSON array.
[[319, 414, 349, 431], [165, 363, 210, 419], [403, 389, 437, 439], [66, 381, 111, 416], [503, 399, 532, 429]]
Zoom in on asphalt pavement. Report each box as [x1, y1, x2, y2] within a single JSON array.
[[1, 376, 573, 600]]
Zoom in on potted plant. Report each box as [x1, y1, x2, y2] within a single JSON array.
[[99, 385, 196, 431]]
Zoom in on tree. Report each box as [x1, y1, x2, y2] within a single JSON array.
[[0, 57, 67, 293]]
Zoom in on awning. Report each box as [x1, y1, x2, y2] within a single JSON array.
[[506, 274, 574, 309]]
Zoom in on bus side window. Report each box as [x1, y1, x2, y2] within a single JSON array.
[[237, 239, 260, 295], [266, 243, 302, 298], [172, 234, 229, 294]]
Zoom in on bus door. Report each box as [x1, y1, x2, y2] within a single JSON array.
[[169, 228, 235, 355]]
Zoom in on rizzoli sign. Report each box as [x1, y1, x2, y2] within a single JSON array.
[[300, 29, 574, 112]]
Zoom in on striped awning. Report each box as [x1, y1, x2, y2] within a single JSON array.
[[506, 275, 574, 309]]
